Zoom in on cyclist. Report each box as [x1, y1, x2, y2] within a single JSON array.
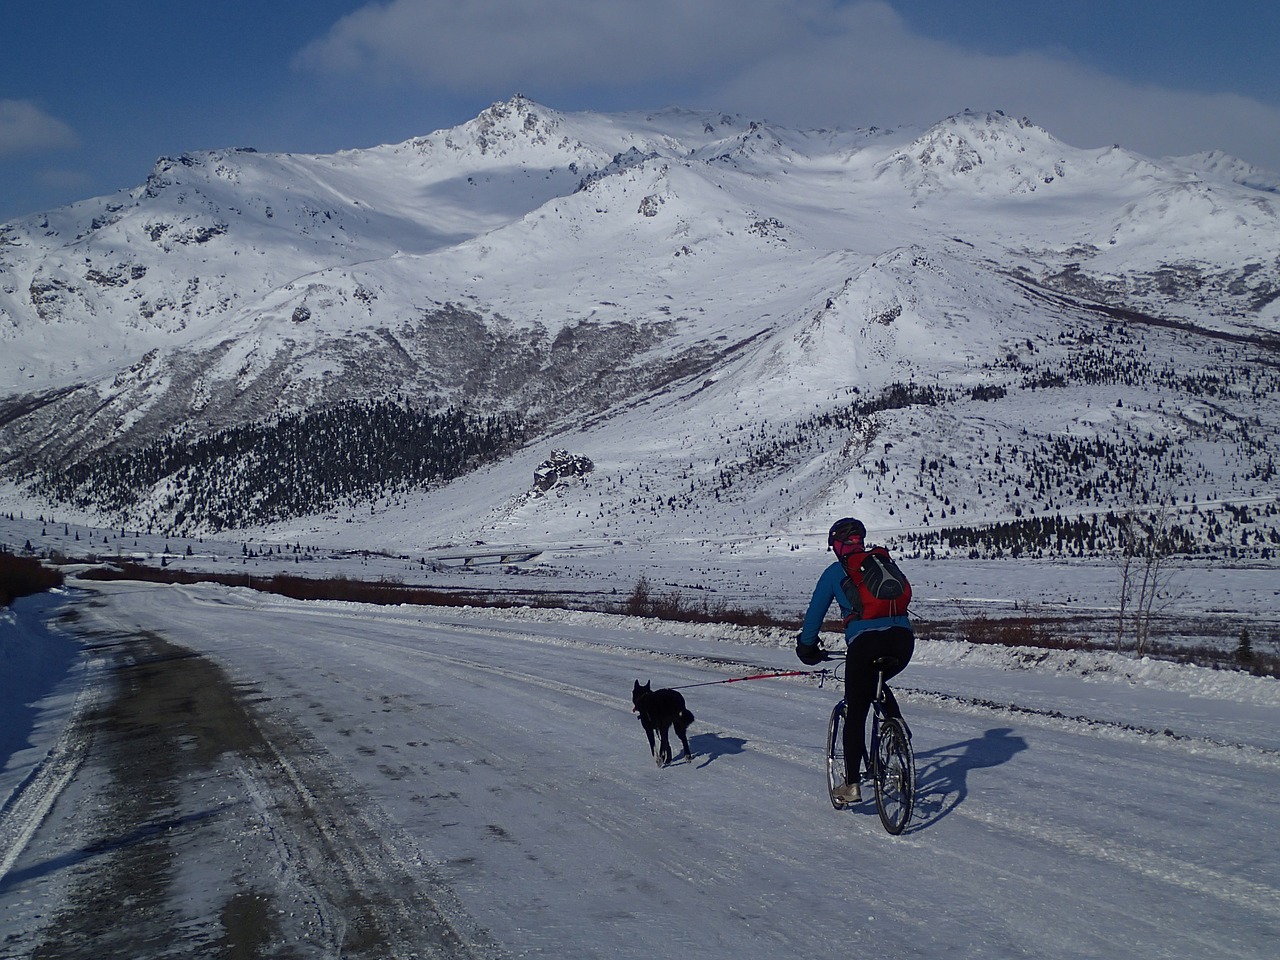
[[795, 517, 915, 803]]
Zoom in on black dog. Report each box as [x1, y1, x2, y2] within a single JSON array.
[[632, 680, 695, 767]]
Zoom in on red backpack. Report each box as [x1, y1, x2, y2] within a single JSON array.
[[839, 546, 912, 623]]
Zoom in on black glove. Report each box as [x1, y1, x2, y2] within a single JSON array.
[[795, 638, 826, 665]]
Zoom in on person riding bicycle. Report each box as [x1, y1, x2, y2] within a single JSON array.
[[795, 517, 915, 804]]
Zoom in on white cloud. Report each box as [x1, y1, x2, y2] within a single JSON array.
[[295, 0, 1280, 172], [707, 3, 1280, 170], [294, 0, 824, 91], [0, 100, 79, 157]]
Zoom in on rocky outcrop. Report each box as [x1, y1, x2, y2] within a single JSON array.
[[533, 450, 594, 492]]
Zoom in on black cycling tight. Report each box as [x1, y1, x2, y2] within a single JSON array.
[[843, 626, 914, 782]]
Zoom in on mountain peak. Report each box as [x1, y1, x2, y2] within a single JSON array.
[[445, 94, 574, 158], [916, 109, 1059, 162], [1169, 149, 1280, 193], [475, 93, 553, 130], [879, 109, 1071, 193]]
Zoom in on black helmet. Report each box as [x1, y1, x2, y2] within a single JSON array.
[[827, 517, 866, 545]]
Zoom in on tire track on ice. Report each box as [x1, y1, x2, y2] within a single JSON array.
[[0, 654, 107, 886]]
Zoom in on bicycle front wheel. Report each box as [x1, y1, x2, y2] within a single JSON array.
[[872, 716, 915, 834], [825, 700, 847, 808]]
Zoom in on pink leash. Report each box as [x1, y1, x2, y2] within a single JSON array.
[[671, 668, 833, 690]]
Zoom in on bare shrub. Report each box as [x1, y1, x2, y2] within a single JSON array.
[[0, 551, 64, 605], [616, 577, 782, 628]]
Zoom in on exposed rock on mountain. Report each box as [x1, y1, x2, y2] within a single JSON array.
[[533, 451, 595, 493]]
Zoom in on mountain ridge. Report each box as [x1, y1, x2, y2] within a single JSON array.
[[1, 96, 1277, 558]]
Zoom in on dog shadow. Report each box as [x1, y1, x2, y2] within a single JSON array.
[[689, 732, 748, 768], [908, 726, 1028, 829]]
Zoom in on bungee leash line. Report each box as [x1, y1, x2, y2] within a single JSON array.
[[671, 667, 835, 691]]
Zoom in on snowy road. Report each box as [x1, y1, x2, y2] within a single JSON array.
[[3, 580, 1278, 959]]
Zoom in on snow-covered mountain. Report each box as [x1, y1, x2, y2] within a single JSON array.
[[1, 96, 1278, 557]]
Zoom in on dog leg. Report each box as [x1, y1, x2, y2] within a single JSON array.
[[676, 727, 693, 762], [657, 729, 672, 767]]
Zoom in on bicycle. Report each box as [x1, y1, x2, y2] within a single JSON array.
[[823, 655, 915, 835]]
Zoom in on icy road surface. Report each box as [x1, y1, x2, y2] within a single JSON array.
[[2, 580, 1278, 959]]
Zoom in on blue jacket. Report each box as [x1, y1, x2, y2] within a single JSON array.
[[799, 560, 912, 648]]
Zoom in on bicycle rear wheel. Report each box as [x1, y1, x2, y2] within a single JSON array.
[[825, 700, 848, 808], [872, 716, 915, 834]]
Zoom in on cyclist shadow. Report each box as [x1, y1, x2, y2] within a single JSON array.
[[909, 727, 1028, 829]]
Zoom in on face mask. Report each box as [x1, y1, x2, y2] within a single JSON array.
[[833, 536, 864, 560]]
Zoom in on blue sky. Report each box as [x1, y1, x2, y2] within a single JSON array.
[[2, 0, 1278, 222]]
